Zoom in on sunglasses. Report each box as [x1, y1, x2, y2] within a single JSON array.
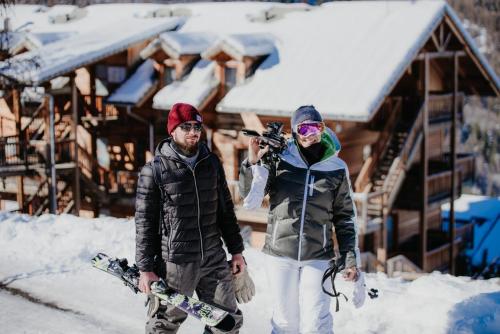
[[296, 122, 324, 137], [179, 122, 202, 132]]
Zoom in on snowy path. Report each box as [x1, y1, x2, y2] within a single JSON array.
[[0, 212, 498, 333]]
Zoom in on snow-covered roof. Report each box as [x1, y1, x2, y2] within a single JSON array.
[[1, 31, 74, 56], [153, 59, 218, 110], [202, 33, 275, 61], [215, 0, 500, 121], [246, 3, 312, 23], [0, 4, 183, 85], [1, 1, 498, 121], [107, 60, 157, 106], [140, 32, 216, 60]]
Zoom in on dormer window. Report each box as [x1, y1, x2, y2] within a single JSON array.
[[202, 34, 275, 88], [163, 66, 175, 85], [95, 64, 127, 84], [141, 32, 216, 88], [224, 66, 237, 89], [47, 6, 87, 24]]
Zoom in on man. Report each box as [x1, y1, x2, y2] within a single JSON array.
[[239, 105, 360, 334], [135, 103, 246, 334]]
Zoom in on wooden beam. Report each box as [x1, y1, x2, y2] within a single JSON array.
[[240, 112, 265, 134], [48, 95, 57, 214], [442, 32, 453, 52], [12, 89, 24, 211], [71, 76, 81, 216], [420, 54, 429, 271], [444, 16, 500, 96], [89, 66, 97, 115], [449, 53, 458, 275], [431, 32, 441, 52], [416, 50, 466, 60], [439, 23, 444, 50]]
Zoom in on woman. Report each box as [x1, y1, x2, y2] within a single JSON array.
[[239, 105, 361, 333]]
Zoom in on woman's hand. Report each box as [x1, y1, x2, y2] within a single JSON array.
[[343, 267, 359, 281], [248, 137, 269, 165]]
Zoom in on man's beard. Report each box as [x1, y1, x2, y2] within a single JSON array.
[[175, 140, 199, 157]]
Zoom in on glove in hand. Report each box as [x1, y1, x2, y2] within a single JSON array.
[[352, 270, 367, 308], [232, 268, 255, 304]]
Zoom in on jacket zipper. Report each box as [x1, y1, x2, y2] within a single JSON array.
[[188, 154, 210, 262], [297, 169, 311, 261]]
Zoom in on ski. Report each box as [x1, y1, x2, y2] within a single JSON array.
[[91, 253, 236, 331]]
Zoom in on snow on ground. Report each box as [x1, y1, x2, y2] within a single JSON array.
[[0, 211, 498, 334]]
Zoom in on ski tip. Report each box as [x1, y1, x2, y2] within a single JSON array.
[[91, 252, 110, 270]]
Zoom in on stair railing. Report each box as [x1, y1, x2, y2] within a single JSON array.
[[355, 98, 402, 192]]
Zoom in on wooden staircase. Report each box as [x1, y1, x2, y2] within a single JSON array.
[[0, 94, 109, 216], [361, 99, 425, 224]]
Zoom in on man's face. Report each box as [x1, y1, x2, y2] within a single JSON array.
[[295, 121, 323, 148], [172, 121, 202, 151]]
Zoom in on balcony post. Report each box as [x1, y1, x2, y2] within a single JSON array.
[[71, 75, 81, 215], [12, 88, 24, 211], [48, 94, 57, 214], [449, 53, 459, 275], [419, 54, 429, 271]]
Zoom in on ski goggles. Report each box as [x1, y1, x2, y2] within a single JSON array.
[[296, 122, 324, 137], [179, 122, 202, 132]]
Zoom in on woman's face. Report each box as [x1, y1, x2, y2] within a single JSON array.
[[295, 121, 324, 148]]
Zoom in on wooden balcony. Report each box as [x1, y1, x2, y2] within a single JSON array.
[[424, 238, 461, 272], [428, 169, 462, 203], [0, 136, 46, 175], [395, 166, 461, 210], [393, 207, 441, 244], [448, 153, 475, 181], [428, 93, 464, 124], [398, 231, 463, 272]]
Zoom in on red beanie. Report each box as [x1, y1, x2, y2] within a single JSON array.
[[167, 103, 203, 135]]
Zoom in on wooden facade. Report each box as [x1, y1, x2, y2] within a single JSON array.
[[0, 4, 498, 275]]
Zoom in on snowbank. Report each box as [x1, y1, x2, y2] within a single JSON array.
[[0, 212, 498, 334]]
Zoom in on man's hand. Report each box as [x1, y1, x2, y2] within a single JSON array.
[[248, 138, 269, 165], [139, 271, 159, 294], [231, 253, 246, 276], [343, 266, 359, 282]]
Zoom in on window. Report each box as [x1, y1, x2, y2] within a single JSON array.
[[163, 67, 175, 85], [107, 66, 127, 84], [224, 67, 237, 89], [94, 65, 127, 84]]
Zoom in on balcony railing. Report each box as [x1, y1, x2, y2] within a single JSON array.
[[428, 93, 464, 123], [353, 190, 385, 234], [0, 136, 45, 167], [424, 238, 461, 272], [428, 170, 462, 202]]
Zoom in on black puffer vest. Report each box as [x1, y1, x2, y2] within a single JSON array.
[[135, 139, 243, 270]]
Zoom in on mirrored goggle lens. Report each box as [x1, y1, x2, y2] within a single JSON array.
[[179, 123, 202, 132], [297, 123, 322, 137]]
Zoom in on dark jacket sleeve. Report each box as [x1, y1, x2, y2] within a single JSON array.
[[135, 163, 161, 272], [332, 169, 360, 269], [216, 157, 244, 255], [238, 158, 276, 199]]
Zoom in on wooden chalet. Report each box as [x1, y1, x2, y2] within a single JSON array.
[[0, 2, 499, 275], [0, 4, 183, 217]]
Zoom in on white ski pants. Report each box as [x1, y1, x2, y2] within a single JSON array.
[[264, 254, 333, 334]]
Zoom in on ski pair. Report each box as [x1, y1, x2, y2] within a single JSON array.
[[91, 253, 236, 332]]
